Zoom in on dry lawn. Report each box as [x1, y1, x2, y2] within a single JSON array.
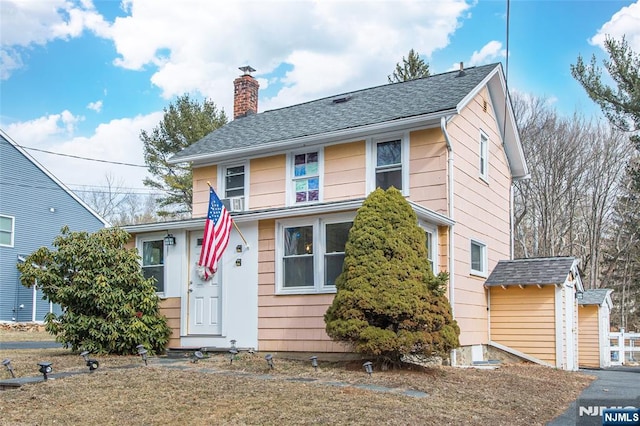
[[0, 345, 596, 426]]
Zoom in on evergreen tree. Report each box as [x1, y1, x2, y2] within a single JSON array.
[[571, 36, 640, 186], [324, 187, 459, 366], [141, 94, 227, 217], [388, 49, 430, 83], [17, 226, 171, 355]]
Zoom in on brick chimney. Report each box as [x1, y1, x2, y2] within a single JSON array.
[[233, 65, 259, 119]]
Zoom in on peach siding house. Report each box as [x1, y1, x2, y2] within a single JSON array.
[[578, 289, 613, 369], [124, 63, 529, 364]]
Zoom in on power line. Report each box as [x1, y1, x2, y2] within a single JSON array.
[[19, 144, 148, 167]]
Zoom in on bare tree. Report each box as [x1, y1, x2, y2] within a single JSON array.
[[77, 174, 162, 225], [512, 94, 632, 288]]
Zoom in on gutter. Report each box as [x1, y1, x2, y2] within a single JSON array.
[[440, 116, 456, 367]]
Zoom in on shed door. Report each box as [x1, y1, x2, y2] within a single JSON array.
[[188, 232, 222, 335]]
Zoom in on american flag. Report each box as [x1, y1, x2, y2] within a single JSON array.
[[198, 187, 232, 279]]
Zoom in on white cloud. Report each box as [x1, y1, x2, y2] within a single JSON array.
[[5, 111, 83, 145], [0, 0, 111, 79], [87, 100, 103, 113], [107, 0, 472, 111], [467, 41, 506, 66], [6, 111, 162, 192], [591, 0, 640, 51]]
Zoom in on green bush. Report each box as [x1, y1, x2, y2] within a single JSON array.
[[324, 188, 459, 365], [17, 226, 171, 355]]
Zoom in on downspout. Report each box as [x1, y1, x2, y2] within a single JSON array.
[[441, 116, 456, 366]]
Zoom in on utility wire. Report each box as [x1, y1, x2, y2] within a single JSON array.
[[19, 144, 148, 167]]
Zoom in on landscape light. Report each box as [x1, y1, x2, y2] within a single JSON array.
[[80, 351, 99, 371], [136, 345, 148, 366], [38, 362, 53, 381], [363, 361, 373, 376], [2, 359, 15, 378], [265, 354, 274, 369], [229, 348, 239, 365], [192, 351, 204, 364], [310, 356, 318, 371], [230, 339, 237, 349]]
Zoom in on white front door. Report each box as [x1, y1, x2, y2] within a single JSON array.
[[188, 232, 222, 335]]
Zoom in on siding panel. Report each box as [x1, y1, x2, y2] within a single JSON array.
[[490, 286, 556, 364]]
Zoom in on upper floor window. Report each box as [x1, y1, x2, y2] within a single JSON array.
[[367, 135, 409, 195], [470, 239, 487, 277], [479, 131, 489, 181], [376, 139, 402, 190], [221, 164, 247, 212], [276, 215, 353, 294], [289, 150, 322, 204], [0, 215, 14, 247], [142, 239, 164, 293]]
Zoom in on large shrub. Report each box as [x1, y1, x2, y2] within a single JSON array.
[[324, 188, 459, 365], [17, 226, 171, 355]]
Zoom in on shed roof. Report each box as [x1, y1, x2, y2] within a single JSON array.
[[578, 289, 613, 306], [484, 257, 577, 287]]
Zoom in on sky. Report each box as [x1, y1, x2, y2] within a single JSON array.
[[1, 0, 639, 200]]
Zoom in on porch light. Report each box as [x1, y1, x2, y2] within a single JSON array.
[[310, 355, 318, 371], [576, 291, 584, 300], [38, 362, 53, 381], [79, 351, 99, 371], [265, 354, 274, 369], [363, 361, 373, 376], [2, 359, 15, 378], [164, 233, 176, 246], [136, 344, 148, 365]]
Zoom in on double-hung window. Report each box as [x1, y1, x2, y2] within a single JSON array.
[[277, 215, 353, 294], [221, 164, 247, 211], [425, 228, 436, 273], [291, 151, 321, 204], [470, 239, 487, 277], [368, 135, 409, 195], [142, 239, 164, 293], [479, 131, 489, 181], [0, 215, 14, 247]]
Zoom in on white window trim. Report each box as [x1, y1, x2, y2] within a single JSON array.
[[218, 162, 249, 210], [275, 212, 354, 295], [479, 130, 489, 183], [137, 233, 166, 295], [470, 238, 488, 277], [285, 148, 324, 207], [366, 132, 410, 196], [420, 221, 438, 274], [0, 214, 15, 248]]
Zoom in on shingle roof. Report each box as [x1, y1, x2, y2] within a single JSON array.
[[484, 257, 577, 287], [172, 63, 501, 161], [578, 289, 613, 306]]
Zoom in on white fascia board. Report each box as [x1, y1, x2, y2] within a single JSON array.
[[122, 199, 454, 233], [168, 109, 457, 166], [457, 66, 529, 180]]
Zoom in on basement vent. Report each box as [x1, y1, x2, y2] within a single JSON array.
[[332, 96, 352, 104]]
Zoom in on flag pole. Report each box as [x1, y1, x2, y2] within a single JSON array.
[[206, 181, 249, 247]]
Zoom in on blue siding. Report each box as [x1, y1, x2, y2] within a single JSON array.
[[0, 134, 106, 322]]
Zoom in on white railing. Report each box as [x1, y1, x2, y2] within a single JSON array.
[[609, 328, 640, 366]]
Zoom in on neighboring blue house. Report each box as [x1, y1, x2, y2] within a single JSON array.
[[0, 129, 107, 322]]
